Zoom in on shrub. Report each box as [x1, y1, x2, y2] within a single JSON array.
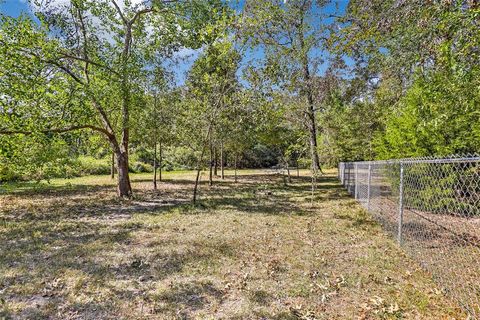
[[131, 162, 153, 173], [163, 161, 174, 172], [77, 156, 111, 175]]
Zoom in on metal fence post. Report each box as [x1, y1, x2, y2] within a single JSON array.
[[354, 163, 358, 199], [339, 163, 343, 184], [398, 162, 404, 245], [367, 163, 372, 211]]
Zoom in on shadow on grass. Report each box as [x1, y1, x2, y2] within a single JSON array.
[[151, 280, 225, 315], [333, 208, 378, 229], [1, 173, 351, 223], [0, 173, 352, 316], [0, 213, 234, 318]]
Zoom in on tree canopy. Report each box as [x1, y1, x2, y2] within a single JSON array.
[[1, 0, 479, 195]]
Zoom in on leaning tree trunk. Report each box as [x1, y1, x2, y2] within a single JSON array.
[[193, 141, 209, 204], [193, 129, 211, 204], [116, 150, 132, 198], [193, 166, 202, 205]]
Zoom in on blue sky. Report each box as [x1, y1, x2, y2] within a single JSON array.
[[0, 0, 29, 17], [0, 0, 350, 84]]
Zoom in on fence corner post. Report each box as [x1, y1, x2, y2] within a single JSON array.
[[367, 163, 372, 211], [398, 161, 404, 245]]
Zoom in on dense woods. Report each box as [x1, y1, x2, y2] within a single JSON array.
[[1, 0, 479, 196]]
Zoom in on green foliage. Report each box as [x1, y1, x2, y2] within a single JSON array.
[[1, 0, 479, 184], [0, 134, 80, 182], [374, 66, 480, 159], [167, 146, 199, 170], [77, 156, 111, 176], [403, 164, 480, 217], [324, 0, 480, 162], [320, 99, 384, 166], [131, 161, 153, 173], [0, 0, 231, 195]]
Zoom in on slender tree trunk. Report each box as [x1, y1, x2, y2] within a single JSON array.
[[286, 161, 291, 183], [220, 142, 225, 179], [311, 168, 316, 207], [116, 17, 135, 199], [299, 24, 321, 173], [296, 158, 300, 177], [306, 108, 321, 173], [193, 167, 202, 204], [304, 74, 321, 173], [234, 152, 238, 183], [193, 135, 211, 205], [116, 150, 132, 198], [209, 142, 213, 186], [153, 142, 157, 190], [159, 141, 162, 182], [214, 146, 218, 176], [111, 152, 115, 179]]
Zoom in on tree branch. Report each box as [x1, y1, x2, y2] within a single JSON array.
[[0, 125, 112, 137], [111, 0, 128, 25], [130, 7, 154, 25], [44, 59, 86, 85], [59, 53, 120, 76]]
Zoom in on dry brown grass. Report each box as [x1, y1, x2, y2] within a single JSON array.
[[0, 169, 466, 319]]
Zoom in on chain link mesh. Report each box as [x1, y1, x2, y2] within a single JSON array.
[[339, 155, 480, 318]]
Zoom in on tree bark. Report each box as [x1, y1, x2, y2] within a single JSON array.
[[116, 150, 132, 198], [214, 146, 218, 176], [193, 120, 214, 204], [159, 141, 162, 182], [220, 142, 225, 179], [111, 152, 115, 179], [153, 142, 157, 190], [209, 142, 213, 187], [306, 105, 321, 173], [299, 21, 321, 173], [234, 153, 238, 183], [193, 144, 207, 205], [193, 167, 202, 205]]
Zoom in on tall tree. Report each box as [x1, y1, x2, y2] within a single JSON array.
[[133, 66, 177, 189], [0, 0, 224, 197], [181, 36, 240, 201], [241, 0, 335, 172]]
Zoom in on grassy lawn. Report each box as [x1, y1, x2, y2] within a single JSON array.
[[0, 169, 465, 319]]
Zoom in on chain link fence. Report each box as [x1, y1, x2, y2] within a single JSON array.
[[338, 155, 480, 318]]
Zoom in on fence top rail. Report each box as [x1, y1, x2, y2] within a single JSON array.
[[339, 154, 480, 166]]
